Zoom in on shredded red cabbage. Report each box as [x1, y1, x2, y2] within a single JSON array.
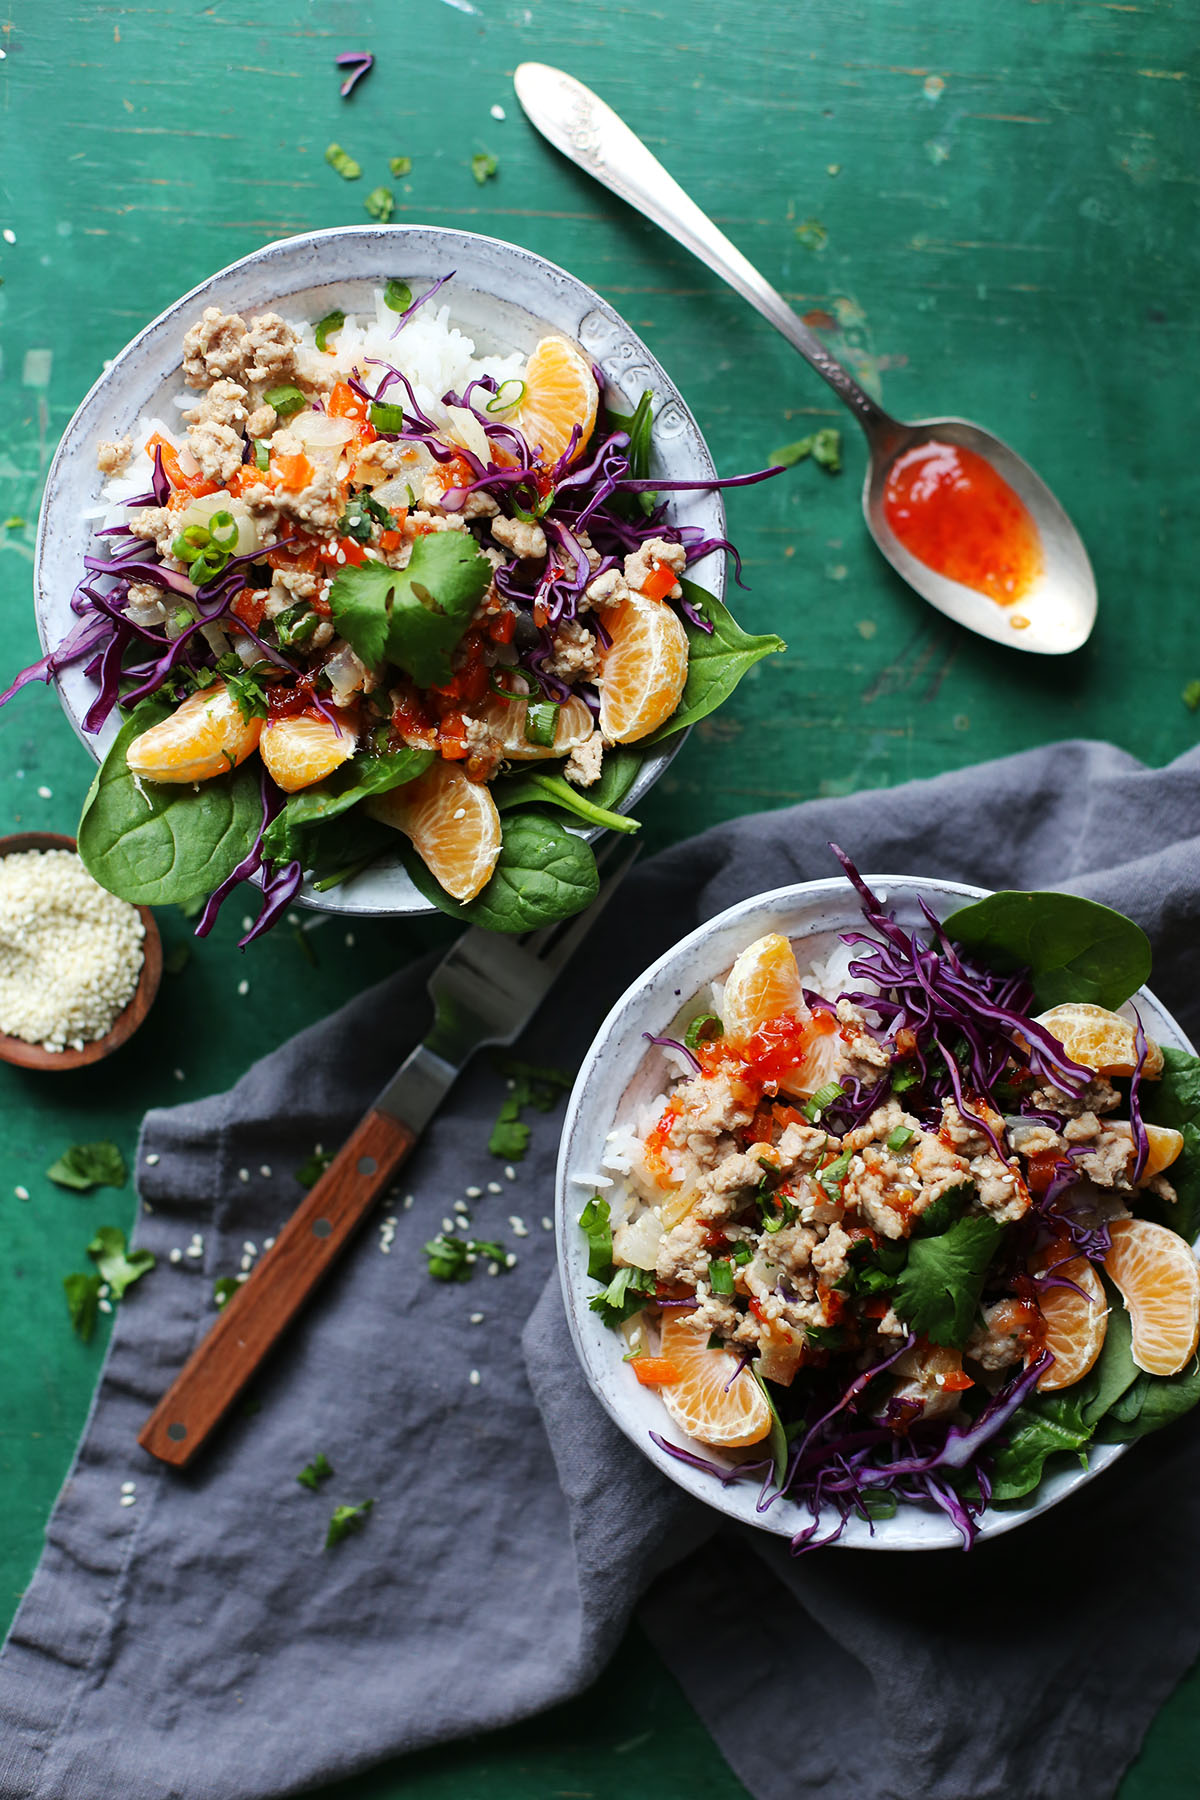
[[642, 1031, 702, 1074], [335, 50, 374, 98]]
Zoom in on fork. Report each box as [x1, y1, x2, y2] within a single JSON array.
[[139, 841, 637, 1467]]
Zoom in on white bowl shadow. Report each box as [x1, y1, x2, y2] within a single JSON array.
[[555, 874, 1197, 1551]]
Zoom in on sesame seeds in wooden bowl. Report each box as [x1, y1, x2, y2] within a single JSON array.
[[0, 832, 162, 1072]]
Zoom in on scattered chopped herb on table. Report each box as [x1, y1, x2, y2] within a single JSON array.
[[326, 1499, 374, 1548], [213, 1275, 241, 1307], [471, 151, 498, 184], [364, 185, 394, 223], [4, 515, 25, 529], [63, 1271, 102, 1342], [771, 428, 842, 473], [794, 218, 828, 250], [423, 1232, 510, 1281], [488, 1057, 573, 1160], [46, 1140, 127, 1191], [296, 1147, 333, 1188], [1183, 680, 1200, 712], [389, 156, 412, 178], [88, 1225, 155, 1298], [325, 143, 361, 180], [297, 1452, 334, 1490]]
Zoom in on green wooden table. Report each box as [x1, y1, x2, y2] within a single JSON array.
[[2, 3, 1197, 1794]]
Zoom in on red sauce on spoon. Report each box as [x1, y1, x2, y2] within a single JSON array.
[[882, 440, 1042, 607]]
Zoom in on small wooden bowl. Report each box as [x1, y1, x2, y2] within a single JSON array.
[[0, 832, 162, 1072]]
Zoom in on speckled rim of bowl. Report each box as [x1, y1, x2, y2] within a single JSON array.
[[555, 874, 1198, 1552], [33, 223, 728, 918]]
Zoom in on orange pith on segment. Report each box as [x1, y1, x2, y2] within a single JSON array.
[[1032, 1249, 1108, 1391], [596, 593, 689, 744], [720, 933, 808, 1044], [516, 334, 599, 469], [472, 692, 594, 760], [1034, 1002, 1164, 1080], [259, 712, 356, 793], [125, 685, 262, 785], [656, 1312, 773, 1448], [1104, 1216, 1200, 1376], [366, 761, 501, 902]]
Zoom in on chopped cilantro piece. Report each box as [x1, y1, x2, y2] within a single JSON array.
[[890, 1064, 921, 1094], [892, 1213, 1004, 1347], [295, 1146, 333, 1188], [297, 1451, 334, 1490], [588, 1264, 654, 1327], [805, 1323, 846, 1350], [886, 1125, 915, 1152], [578, 1197, 614, 1280], [46, 1140, 127, 1191], [684, 1013, 723, 1051], [1184, 680, 1200, 712], [4, 515, 25, 529], [364, 185, 395, 222], [314, 309, 345, 353], [771, 428, 842, 473], [423, 1232, 508, 1281], [87, 1225, 155, 1299], [803, 1081, 844, 1121], [325, 142, 361, 180], [326, 1498, 374, 1547], [911, 1182, 972, 1239], [759, 1189, 797, 1234], [264, 383, 307, 419], [64, 1271, 102, 1341], [213, 1276, 240, 1307], [488, 1056, 573, 1161], [817, 1148, 854, 1202], [471, 151, 498, 185], [388, 158, 412, 180]]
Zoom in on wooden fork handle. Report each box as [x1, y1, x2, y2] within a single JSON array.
[[139, 1107, 416, 1467]]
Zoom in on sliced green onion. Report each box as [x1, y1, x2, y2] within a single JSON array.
[[684, 1013, 723, 1051], [384, 276, 412, 312], [369, 401, 407, 434], [486, 379, 526, 415], [471, 151, 498, 185], [325, 142, 361, 181], [208, 509, 238, 550], [265, 383, 307, 419], [891, 1065, 920, 1094], [523, 700, 560, 748], [389, 157, 412, 180], [253, 439, 270, 472], [803, 1080, 845, 1122], [886, 1125, 915, 1152], [731, 1242, 753, 1266], [490, 672, 529, 701], [315, 310, 345, 353], [172, 604, 196, 630], [364, 185, 395, 223], [708, 1259, 734, 1296]]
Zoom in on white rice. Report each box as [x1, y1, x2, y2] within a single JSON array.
[[84, 286, 525, 525]]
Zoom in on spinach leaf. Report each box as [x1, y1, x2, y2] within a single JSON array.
[[988, 1390, 1092, 1504], [891, 1214, 1004, 1347], [646, 581, 785, 743], [943, 890, 1151, 1011], [1078, 1293, 1139, 1427], [88, 1225, 155, 1299], [46, 1140, 127, 1192], [263, 747, 433, 865], [495, 747, 645, 834], [1142, 1047, 1200, 1242], [328, 530, 492, 685], [753, 1372, 790, 1485], [77, 698, 262, 906], [402, 809, 599, 932], [1096, 1353, 1200, 1442]]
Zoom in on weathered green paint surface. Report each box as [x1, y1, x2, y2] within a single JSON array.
[[0, 2, 1196, 1794]]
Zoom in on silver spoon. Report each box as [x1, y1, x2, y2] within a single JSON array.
[[514, 63, 1097, 656]]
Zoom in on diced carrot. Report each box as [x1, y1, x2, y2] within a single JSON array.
[[317, 537, 367, 567], [328, 381, 368, 422], [642, 560, 678, 602], [232, 590, 269, 631], [378, 526, 406, 552], [942, 1369, 975, 1393], [487, 609, 516, 644], [274, 452, 314, 491], [145, 433, 219, 500], [631, 1357, 680, 1387]]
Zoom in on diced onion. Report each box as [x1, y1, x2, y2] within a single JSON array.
[[288, 411, 357, 451], [613, 1211, 663, 1272], [325, 643, 369, 704], [444, 404, 490, 462]]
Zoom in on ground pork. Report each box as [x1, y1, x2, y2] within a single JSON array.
[[1064, 1113, 1135, 1189], [233, 482, 283, 539], [966, 1299, 1040, 1372], [491, 514, 548, 560], [811, 1221, 853, 1286], [843, 1145, 924, 1239], [184, 378, 248, 431], [187, 419, 244, 486], [828, 1000, 891, 1085], [564, 732, 604, 788], [182, 307, 250, 387], [1029, 1076, 1121, 1118], [462, 490, 499, 520], [583, 567, 631, 612], [694, 1149, 777, 1223], [272, 565, 321, 602], [655, 1216, 709, 1287], [939, 1102, 1030, 1222], [284, 466, 344, 535], [128, 506, 175, 560], [774, 1120, 836, 1176], [96, 435, 132, 475], [544, 618, 598, 680], [244, 312, 299, 383], [624, 535, 687, 596], [666, 1069, 756, 1173], [353, 440, 409, 484], [246, 403, 277, 440]]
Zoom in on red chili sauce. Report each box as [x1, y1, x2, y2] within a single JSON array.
[[882, 440, 1042, 607]]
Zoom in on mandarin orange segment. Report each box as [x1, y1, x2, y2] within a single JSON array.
[[721, 933, 807, 1043], [1104, 1216, 1200, 1376], [1032, 1250, 1108, 1391], [472, 692, 594, 760], [1034, 1002, 1163, 1079], [259, 711, 357, 793], [1103, 1121, 1185, 1185], [367, 762, 501, 902], [597, 593, 689, 745], [656, 1312, 773, 1448], [125, 684, 262, 785], [516, 334, 599, 468]]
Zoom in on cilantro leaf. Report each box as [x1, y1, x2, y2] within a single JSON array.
[[297, 1451, 334, 1490], [87, 1225, 155, 1299], [488, 1057, 572, 1160], [326, 1498, 374, 1547], [422, 1232, 508, 1281], [295, 1146, 332, 1188], [489, 1104, 530, 1160], [1184, 680, 1200, 712], [328, 533, 492, 685], [771, 428, 842, 472], [387, 162, 412, 184], [64, 1271, 102, 1341], [588, 1264, 654, 1327], [578, 1197, 614, 1279], [213, 1276, 241, 1307], [46, 1140, 127, 1192], [364, 185, 395, 223], [891, 1213, 1004, 1347]]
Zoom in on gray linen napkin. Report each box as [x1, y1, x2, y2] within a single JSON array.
[[3, 737, 1200, 1800]]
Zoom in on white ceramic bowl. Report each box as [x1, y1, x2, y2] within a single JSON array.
[[34, 224, 726, 918], [556, 874, 1196, 1550]]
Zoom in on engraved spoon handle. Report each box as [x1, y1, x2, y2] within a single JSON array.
[[514, 62, 897, 443]]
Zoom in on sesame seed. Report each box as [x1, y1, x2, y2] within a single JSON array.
[[259, 1165, 271, 1178], [469, 1312, 484, 1324], [238, 1168, 250, 1183], [242, 1241, 256, 1256], [541, 1216, 553, 1231], [504, 1253, 517, 1268], [466, 1185, 483, 1198], [143, 1201, 154, 1214], [185, 1246, 203, 1261], [487, 1263, 499, 1276], [505, 1078, 516, 1091], [173, 1068, 185, 1081], [98, 1298, 113, 1314], [442, 1216, 455, 1233], [239, 1254, 253, 1272], [453, 1200, 470, 1216], [469, 1369, 481, 1385], [490, 102, 506, 119], [344, 931, 355, 947], [237, 979, 250, 997], [487, 1181, 502, 1194], [508, 1215, 528, 1237], [97, 1283, 110, 1298], [169, 1248, 183, 1264], [120, 1480, 136, 1495], [241, 916, 254, 933], [119, 1493, 136, 1507], [145, 1153, 160, 1166], [263, 1236, 276, 1249], [504, 1165, 516, 1181], [452, 807, 466, 821], [13, 1185, 29, 1200], [37, 785, 52, 799], [465, 1252, 477, 1264], [2, 229, 16, 245], [403, 1194, 414, 1210]]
